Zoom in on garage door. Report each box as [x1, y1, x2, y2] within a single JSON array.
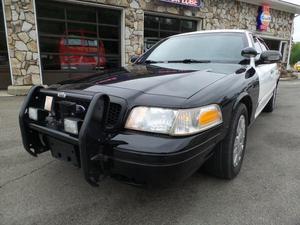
[[144, 14, 199, 51], [36, 0, 121, 84], [0, 3, 11, 89]]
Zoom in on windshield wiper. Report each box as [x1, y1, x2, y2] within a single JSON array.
[[167, 59, 211, 64], [144, 60, 164, 64]]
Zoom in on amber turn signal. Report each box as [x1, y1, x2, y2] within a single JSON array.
[[199, 109, 222, 125]]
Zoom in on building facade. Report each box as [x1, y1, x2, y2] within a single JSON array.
[[0, 0, 298, 94]]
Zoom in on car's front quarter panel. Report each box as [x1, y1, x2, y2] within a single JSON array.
[[184, 68, 259, 138]]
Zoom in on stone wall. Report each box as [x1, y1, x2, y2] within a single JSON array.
[[2, 0, 294, 89], [68, 0, 295, 63], [3, 0, 40, 86], [201, 0, 293, 40]]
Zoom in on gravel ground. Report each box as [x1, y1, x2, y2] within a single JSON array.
[[1, 80, 300, 225]]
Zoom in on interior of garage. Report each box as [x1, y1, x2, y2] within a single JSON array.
[[0, 3, 11, 90], [36, 0, 122, 85], [35, 0, 200, 85]]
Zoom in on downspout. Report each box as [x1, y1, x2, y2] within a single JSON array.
[[287, 14, 299, 70]]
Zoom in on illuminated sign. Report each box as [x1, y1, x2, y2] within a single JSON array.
[[160, 0, 203, 8], [257, 5, 272, 31]]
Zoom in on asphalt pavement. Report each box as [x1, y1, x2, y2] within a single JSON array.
[[1, 80, 300, 225]]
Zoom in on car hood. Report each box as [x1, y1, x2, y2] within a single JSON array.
[[50, 63, 241, 99]]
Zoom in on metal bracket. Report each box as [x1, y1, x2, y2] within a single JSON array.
[[19, 85, 44, 157], [79, 93, 110, 186]]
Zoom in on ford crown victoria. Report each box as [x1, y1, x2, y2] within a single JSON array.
[[19, 30, 282, 186]]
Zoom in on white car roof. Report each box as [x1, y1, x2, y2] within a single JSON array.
[[173, 29, 251, 37]]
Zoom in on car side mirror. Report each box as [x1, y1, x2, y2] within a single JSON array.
[[241, 47, 258, 58], [130, 55, 139, 63], [259, 50, 282, 64]]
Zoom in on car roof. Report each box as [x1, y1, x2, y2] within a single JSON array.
[[172, 29, 251, 38]]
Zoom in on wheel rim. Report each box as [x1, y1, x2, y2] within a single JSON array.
[[233, 115, 246, 168]]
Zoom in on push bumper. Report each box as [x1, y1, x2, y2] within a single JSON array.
[[19, 86, 223, 186]]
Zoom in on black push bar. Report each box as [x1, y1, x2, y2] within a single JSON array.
[[19, 86, 112, 186]]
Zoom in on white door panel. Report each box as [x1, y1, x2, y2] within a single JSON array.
[[255, 63, 279, 117], [251, 35, 280, 118]]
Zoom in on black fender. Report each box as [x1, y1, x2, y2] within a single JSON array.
[[232, 92, 256, 125]]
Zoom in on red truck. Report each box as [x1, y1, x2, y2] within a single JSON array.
[[59, 30, 107, 70]]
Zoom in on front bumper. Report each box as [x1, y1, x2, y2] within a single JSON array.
[[19, 86, 223, 186], [104, 129, 221, 186]]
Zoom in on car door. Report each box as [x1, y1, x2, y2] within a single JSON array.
[[253, 36, 279, 117]]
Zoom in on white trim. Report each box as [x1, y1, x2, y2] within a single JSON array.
[[1, 0, 14, 86], [144, 10, 203, 21], [287, 15, 298, 69], [121, 8, 125, 67], [256, 33, 289, 41], [279, 40, 288, 62], [33, 0, 43, 85], [54, 0, 124, 10]]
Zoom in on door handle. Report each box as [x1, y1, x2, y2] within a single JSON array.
[[270, 70, 277, 77]]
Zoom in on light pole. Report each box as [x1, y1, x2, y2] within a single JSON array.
[[287, 14, 299, 70]]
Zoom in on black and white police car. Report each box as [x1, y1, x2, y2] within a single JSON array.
[[20, 30, 281, 186]]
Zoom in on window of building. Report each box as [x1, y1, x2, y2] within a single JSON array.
[[0, 3, 11, 89], [0, 3, 8, 64], [36, 1, 121, 84], [144, 14, 199, 51]]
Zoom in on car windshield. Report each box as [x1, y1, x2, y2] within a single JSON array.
[[143, 33, 247, 64]]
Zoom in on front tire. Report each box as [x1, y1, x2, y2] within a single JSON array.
[[203, 103, 248, 179]]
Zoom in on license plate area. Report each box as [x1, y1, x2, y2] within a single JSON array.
[[47, 136, 80, 167]]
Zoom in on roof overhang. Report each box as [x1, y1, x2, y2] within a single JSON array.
[[238, 0, 300, 14]]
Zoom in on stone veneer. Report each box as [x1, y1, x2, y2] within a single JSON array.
[[2, 0, 294, 90], [3, 0, 40, 87]]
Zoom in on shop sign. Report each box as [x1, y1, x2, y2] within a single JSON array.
[[257, 5, 272, 31], [160, 0, 203, 8]]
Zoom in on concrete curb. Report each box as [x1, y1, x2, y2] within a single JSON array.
[[0, 91, 14, 97], [280, 77, 298, 81], [7, 85, 33, 96]]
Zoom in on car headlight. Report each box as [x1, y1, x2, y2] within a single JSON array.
[[125, 104, 222, 136]]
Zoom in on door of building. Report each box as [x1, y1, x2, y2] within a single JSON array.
[[36, 0, 122, 85], [0, 3, 11, 90]]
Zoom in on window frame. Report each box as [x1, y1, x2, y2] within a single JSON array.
[[144, 13, 200, 51]]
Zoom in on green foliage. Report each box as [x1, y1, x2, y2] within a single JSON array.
[[290, 42, 300, 65]]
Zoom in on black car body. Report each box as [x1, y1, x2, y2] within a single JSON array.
[[19, 30, 281, 186]]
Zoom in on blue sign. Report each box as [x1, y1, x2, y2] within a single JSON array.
[[257, 5, 272, 31]]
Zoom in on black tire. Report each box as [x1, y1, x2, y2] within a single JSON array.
[[263, 86, 277, 113], [203, 103, 248, 179]]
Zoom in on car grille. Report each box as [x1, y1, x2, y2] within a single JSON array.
[[34, 89, 125, 133], [107, 103, 122, 128]]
